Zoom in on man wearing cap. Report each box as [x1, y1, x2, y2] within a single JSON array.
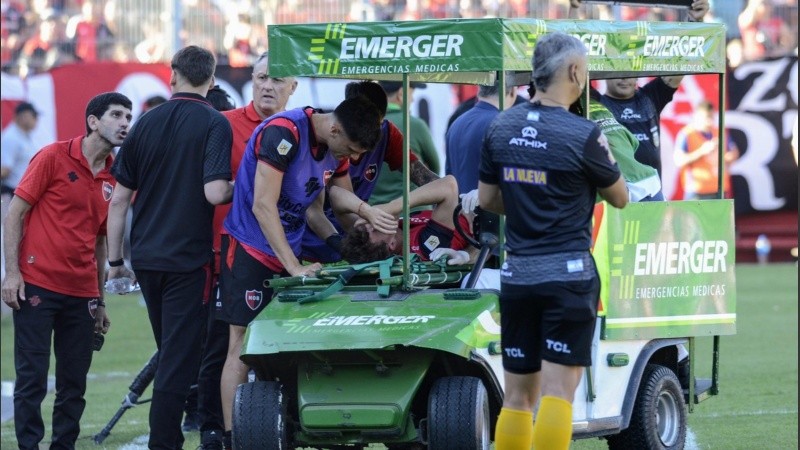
[[369, 81, 441, 206]]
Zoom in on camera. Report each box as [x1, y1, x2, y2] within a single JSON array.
[[93, 332, 105, 352]]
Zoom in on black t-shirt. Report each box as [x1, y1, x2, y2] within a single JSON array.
[[599, 77, 677, 178], [479, 102, 620, 256], [113, 92, 233, 271]]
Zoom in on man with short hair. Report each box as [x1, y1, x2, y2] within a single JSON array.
[[445, 77, 518, 213], [369, 80, 441, 206], [479, 32, 628, 449], [197, 52, 298, 449], [339, 175, 476, 264], [219, 96, 394, 450], [300, 80, 440, 263], [2, 92, 132, 450], [106, 45, 234, 450], [576, 0, 709, 180]]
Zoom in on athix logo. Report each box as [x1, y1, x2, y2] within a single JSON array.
[[522, 126, 538, 139], [305, 177, 321, 197], [509, 126, 548, 150]]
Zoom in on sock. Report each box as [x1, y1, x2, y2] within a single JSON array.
[[531, 396, 573, 450], [495, 407, 533, 450]]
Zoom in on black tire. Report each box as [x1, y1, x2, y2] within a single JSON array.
[[232, 381, 290, 450], [607, 364, 687, 450], [427, 376, 490, 450]]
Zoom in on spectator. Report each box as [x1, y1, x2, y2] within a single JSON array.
[[369, 80, 440, 206], [738, 0, 794, 61], [479, 32, 627, 450], [2, 91, 132, 450], [106, 45, 234, 450], [674, 101, 740, 199], [1, 102, 40, 200], [65, 0, 114, 63]]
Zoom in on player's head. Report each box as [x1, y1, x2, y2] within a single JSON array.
[[251, 52, 297, 119], [85, 92, 133, 145], [531, 32, 587, 102], [327, 96, 382, 159], [345, 80, 388, 118], [171, 45, 216, 88], [340, 222, 398, 263]]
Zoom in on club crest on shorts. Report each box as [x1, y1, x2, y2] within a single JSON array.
[[29, 295, 42, 307], [245, 290, 263, 311], [88, 298, 99, 318], [102, 181, 114, 201], [364, 164, 378, 182]]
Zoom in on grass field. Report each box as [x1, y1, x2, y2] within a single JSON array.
[[1, 263, 797, 449]]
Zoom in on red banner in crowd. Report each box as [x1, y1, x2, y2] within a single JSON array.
[[2, 58, 797, 215]]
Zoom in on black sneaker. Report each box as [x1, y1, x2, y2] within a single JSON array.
[[200, 430, 223, 450]]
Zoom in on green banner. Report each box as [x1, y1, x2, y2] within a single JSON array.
[[268, 18, 726, 82], [594, 200, 736, 340]]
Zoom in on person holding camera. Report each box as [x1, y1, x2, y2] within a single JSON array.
[[1, 92, 132, 450]]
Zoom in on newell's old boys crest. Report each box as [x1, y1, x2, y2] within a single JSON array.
[[102, 181, 114, 201], [364, 164, 378, 182], [245, 290, 263, 311], [88, 298, 99, 318]]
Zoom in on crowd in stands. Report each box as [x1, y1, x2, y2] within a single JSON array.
[[1, 0, 797, 78]]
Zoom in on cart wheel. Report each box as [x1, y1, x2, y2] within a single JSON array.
[[232, 381, 290, 450], [607, 364, 687, 450], [427, 376, 490, 450]]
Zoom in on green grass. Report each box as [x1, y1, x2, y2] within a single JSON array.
[[2, 264, 797, 449]]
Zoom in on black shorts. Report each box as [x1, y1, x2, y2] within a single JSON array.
[[217, 235, 283, 327], [499, 278, 599, 373]]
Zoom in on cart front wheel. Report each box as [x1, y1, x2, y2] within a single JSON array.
[[427, 376, 490, 450], [607, 364, 687, 450], [232, 381, 290, 450]]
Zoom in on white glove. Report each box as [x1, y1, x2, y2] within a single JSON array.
[[459, 189, 479, 214], [429, 248, 470, 265]]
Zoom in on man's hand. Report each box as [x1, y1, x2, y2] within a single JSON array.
[[688, 0, 709, 22], [287, 262, 322, 277], [95, 306, 111, 334], [1, 271, 25, 310], [430, 248, 471, 265], [460, 189, 480, 214], [359, 203, 398, 235]]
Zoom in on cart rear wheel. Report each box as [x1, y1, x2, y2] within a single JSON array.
[[607, 364, 686, 450], [232, 381, 289, 450], [427, 376, 490, 450]]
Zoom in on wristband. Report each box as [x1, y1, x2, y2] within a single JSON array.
[[108, 258, 125, 267], [97, 300, 106, 308], [357, 201, 366, 216]]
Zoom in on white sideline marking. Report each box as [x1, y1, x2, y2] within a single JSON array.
[[686, 427, 699, 450], [118, 434, 149, 450]]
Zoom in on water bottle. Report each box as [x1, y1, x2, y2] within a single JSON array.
[[104, 277, 140, 294], [755, 234, 771, 265]]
